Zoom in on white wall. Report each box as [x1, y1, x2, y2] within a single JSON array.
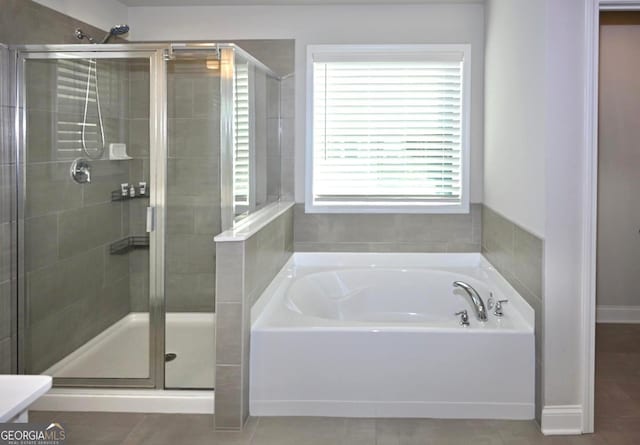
[[128, 3, 485, 203], [484, 0, 588, 427], [597, 20, 640, 310], [542, 0, 585, 413], [483, 0, 545, 237], [32, 0, 129, 33]]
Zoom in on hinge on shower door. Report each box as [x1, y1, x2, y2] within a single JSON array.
[[146, 207, 156, 233]]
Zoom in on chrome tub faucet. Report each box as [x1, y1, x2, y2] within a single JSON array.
[[453, 281, 488, 322]]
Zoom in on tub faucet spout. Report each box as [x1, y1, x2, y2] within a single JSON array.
[[452, 281, 488, 322]]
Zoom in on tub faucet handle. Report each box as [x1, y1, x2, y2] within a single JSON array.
[[494, 300, 509, 317], [487, 292, 495, 309], [454, 310, 470, 327]]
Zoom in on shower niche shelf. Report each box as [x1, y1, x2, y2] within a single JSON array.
[[110, 236, 149, 255], [111, 188, 149, 202]]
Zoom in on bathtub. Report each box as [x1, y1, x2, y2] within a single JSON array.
[[250, 253, 535, 419]]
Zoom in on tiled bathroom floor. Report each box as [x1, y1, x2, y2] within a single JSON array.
[[29, 412, 605, 445], [27, 324, 637, 445]]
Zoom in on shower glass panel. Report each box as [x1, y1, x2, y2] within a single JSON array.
[[164, 56, 219, 389], [232, 51, 281, 221], [18, 46, 166, 388], [163, 44, 281, 389], [15, 43, 281, 390]]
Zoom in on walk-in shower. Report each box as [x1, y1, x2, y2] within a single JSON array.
[[7, 41, 282, 399]]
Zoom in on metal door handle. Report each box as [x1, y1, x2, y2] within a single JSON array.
[[146, 207, 155, 233]]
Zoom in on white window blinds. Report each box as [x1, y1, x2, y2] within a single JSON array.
[[309, 46, 469, 212], [233, 62, 250, 207]]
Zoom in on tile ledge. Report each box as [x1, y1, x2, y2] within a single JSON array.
[[214, 201, 295, 242]]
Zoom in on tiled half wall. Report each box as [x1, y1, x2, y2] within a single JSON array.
[[214, 206, 293, 430]]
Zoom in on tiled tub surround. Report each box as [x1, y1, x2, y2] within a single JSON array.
[[293, 203, 482, 253], [215, 203, 294, 430], [481, 204, 544, 422], [250, 252, 535, 419]]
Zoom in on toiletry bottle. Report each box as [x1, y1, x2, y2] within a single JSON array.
[[139, 181, 147, 196], [129, 184, 136, 198], [121, 183, 129, 197]]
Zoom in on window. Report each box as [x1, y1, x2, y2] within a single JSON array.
[[233, 61, 254, 214], [306, 45, 470, 213]]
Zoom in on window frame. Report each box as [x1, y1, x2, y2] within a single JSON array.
[[305, 44, 471, 214]]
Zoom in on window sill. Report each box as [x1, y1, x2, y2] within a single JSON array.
[[304, 202, 470, 214]]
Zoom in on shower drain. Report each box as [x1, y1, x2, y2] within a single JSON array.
[[165, 353, 177, 362]]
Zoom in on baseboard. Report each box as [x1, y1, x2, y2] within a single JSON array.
[[541, 405, 583, 435], [31, 389, 214, 414], [251, 400, 534, 420], [596, 305, 640, 323]]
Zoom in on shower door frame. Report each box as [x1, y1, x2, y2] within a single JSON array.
[[14, 44, 169, 389]]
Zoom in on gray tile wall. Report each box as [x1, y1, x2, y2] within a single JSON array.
[[215, 206, 294, 430], [293, 203, 482, 252], [0, 0, 129, 374], [165, 59, 220, 313], [0, 0, 120, 373], [0, 44, 16, 374], [23, 58, 133, 374], [253, 68, 282, 207], [0, 0, 118, 45], [481, 204, 544, 423], [127, 60, 151, 313]]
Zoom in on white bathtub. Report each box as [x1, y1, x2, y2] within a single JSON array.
[[250, 253, 535, 420]]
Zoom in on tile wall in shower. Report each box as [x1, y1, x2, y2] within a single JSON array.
[[127, 60, 151, 312], [165, 59, 220, 313], [0, 0, 125, 375], [23, 58, 135, 373], [0, 44, 15, 374]]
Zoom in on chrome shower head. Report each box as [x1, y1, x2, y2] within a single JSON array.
[[100, 24, 130, 44]]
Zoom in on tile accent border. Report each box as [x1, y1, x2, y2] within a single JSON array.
[[214, 206, 293, 430], [481, 204, 544, 423]]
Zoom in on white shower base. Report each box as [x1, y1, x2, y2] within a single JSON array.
[[43, 312, 215, 388], [32, 312, 215, 414]]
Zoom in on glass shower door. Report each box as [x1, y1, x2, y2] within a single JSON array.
[[17, 46, 167, 388]]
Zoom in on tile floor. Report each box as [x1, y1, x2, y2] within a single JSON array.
[[27, 323, 637, 445], [29, 412, 601, 445]]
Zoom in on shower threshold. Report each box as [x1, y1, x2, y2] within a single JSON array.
[[31, 388, 214, 414]]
